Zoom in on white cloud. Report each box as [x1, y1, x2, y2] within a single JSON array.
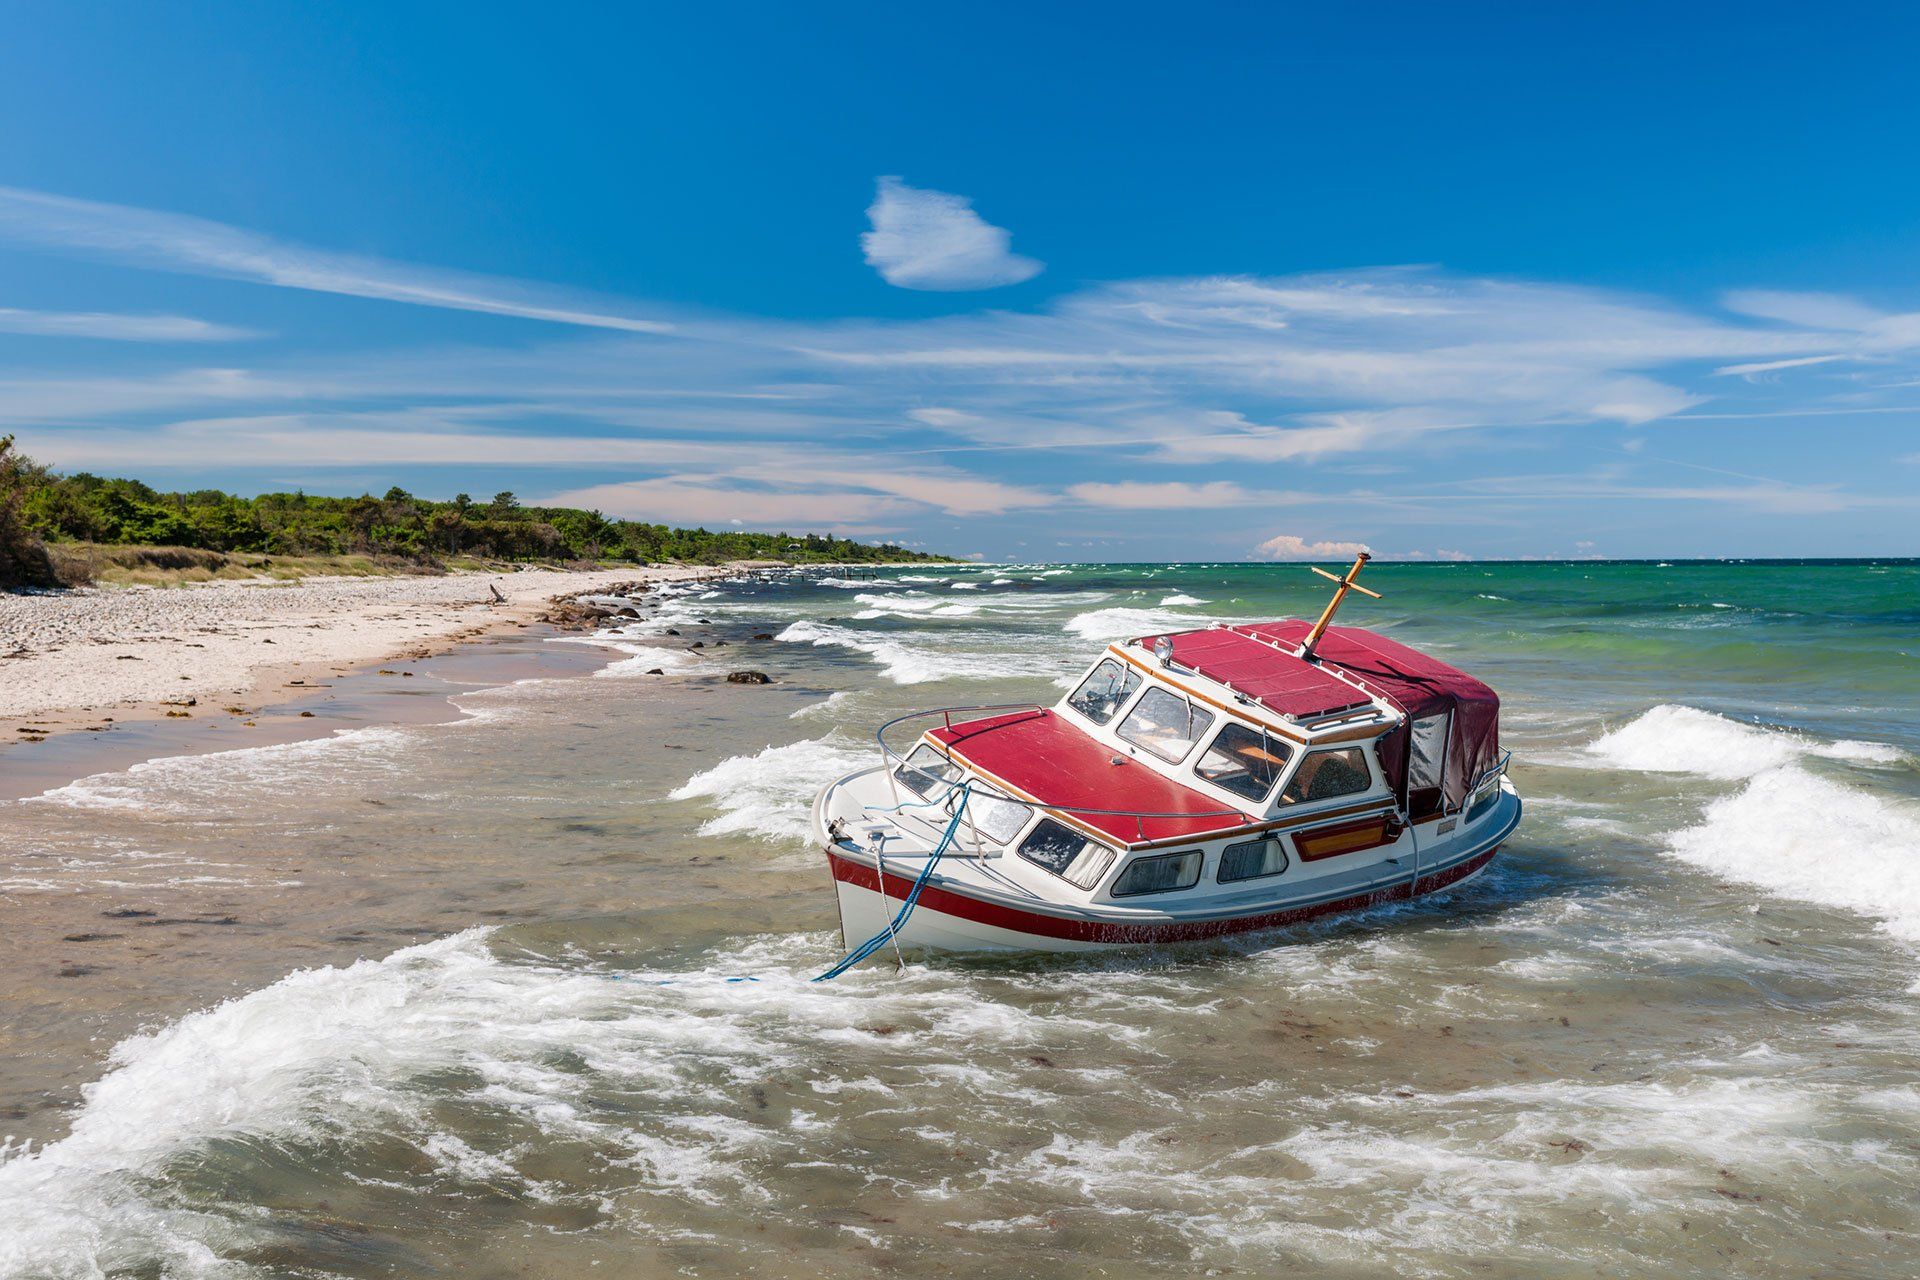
[[0, 185, 674, 333], [539, 477, 913, 529], [1713, 354, 1852, 378], [1068, 480, 1275, 509], [3, 256, 1910, 544], [0, 306, 256, 342], [1252, 533, 1373, 561], [860, 177, 1042, 291]]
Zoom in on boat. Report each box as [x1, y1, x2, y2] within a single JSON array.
[[810, 554, 1520, 959]]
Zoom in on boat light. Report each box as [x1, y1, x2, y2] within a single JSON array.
[[1153, 635, 1174, 667]]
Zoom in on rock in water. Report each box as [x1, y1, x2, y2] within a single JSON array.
[[541, 601, 616, 631], [726, 671, 772, 684]]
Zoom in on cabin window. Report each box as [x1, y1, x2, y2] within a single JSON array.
[[1218, 837, 1288, 883], [893, 744, 959, 799], [1017, 818, 1117, 889], [1194, 722, 1293, 802], [1117, 687, 1216, 763], [1110, 849, 1204, 897], [1279, 746, 1373, 805], [969, 794, 1034, 845], [1067, 658, 1142, 726]]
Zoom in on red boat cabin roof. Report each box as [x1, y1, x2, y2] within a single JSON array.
[[929, 708, 1246, 847], [1142, 626, 1373, 720], [1137, 621, 1496, 725]]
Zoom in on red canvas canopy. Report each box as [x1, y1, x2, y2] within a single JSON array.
[[1142, 622, 1502, 816]]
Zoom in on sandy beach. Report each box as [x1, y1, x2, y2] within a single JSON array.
[[0, 565, 732, 738]]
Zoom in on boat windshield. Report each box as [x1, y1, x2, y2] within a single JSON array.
[[1117, 687, 1215, 763], [1194, 722, 1292, 802], [894, 744, 961, 799], [1066, 658, 1142, 725], [967, 794, 1033, 845]]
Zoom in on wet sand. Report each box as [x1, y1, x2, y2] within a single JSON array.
[[0, 616, 773, 1139], [0, 564, 730, 756]]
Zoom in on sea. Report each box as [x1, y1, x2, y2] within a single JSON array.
[[2, 559, 1917, 1279]]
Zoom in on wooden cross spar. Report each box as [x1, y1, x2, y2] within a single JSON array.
[[1298, 551, 1380, 661]]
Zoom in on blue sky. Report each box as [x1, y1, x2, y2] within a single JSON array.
[[1, 2, 1916, 560]]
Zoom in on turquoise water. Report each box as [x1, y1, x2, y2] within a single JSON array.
[[2, 560, 1917, 1278]]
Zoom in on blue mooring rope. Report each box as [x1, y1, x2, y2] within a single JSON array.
[[812, 783, 972, 981]]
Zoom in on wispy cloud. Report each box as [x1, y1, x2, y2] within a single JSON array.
[[1714, 354, 1852, 378], [1252, 533, 1373, 560], [0, 185, 674, 333], [2, 249, 1912, 546], [1066, 480, 1302, 508], [1717, 288, 1920, 374], [0, 305, 256, 342], [860, 177, 1042, 291], [539, 477, 916, 530]]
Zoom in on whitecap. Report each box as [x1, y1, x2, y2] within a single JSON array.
[[790, 690, 855, 721], [1663, 764, 1920, 943], [1159, 593, 1209, 607], [1065, 606, 1218, 643], [1586, 704, 1905, 781], [775, 621, 1010, 684], [668, 734, 873, 844]]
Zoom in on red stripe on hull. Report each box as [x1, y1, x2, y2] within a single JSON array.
[[826, 846, 1499, 945]]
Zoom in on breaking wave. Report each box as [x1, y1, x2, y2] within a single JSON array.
[[29, 726, 412, 815], [668, 733, 873, 844], [1588, 704, 1905, 780], [775, 620, 1010, 684], [1589, 705, 1920, 941], [1667, 765, 1920, 943], [1065, 606, 1220, 642]]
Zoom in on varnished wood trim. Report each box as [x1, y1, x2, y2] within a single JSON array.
[[1314, 721, 1398, 745], [1294, 814, 1396, 862], [1133, 798, 1396, 850]]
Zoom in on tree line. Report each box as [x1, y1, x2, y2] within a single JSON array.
[[0, 437, 946, 587]]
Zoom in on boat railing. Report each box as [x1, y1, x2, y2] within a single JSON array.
[[1455, 749, 1513, 814], [872, 703, 1246, 849]]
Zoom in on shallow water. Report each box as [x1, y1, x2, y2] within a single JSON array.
[[3, 561, 1918, 1278]]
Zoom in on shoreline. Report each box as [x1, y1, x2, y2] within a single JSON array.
[[0, 562, 765, 800]]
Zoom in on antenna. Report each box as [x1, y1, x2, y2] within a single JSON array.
[[1298, 551, 1380, 661]]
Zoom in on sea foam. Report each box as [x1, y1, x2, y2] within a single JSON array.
[[1065, 606, 1218, 642], [775, 620, 1009, 684], [1667, 765, 1920, 942], [30, 725, 411, 815], [1588, 704, 1905, 780], [668, 734, 874, 845], [0, 930, 783, 1277], [1589, 705, 1920, 942]]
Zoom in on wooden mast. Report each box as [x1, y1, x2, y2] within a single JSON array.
[[1298, 551, 1380, 661]]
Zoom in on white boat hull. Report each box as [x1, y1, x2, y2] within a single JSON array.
[[823, 792, 1516, 957]]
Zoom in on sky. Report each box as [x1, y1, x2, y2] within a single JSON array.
[[0, 3, 1917, 561]]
